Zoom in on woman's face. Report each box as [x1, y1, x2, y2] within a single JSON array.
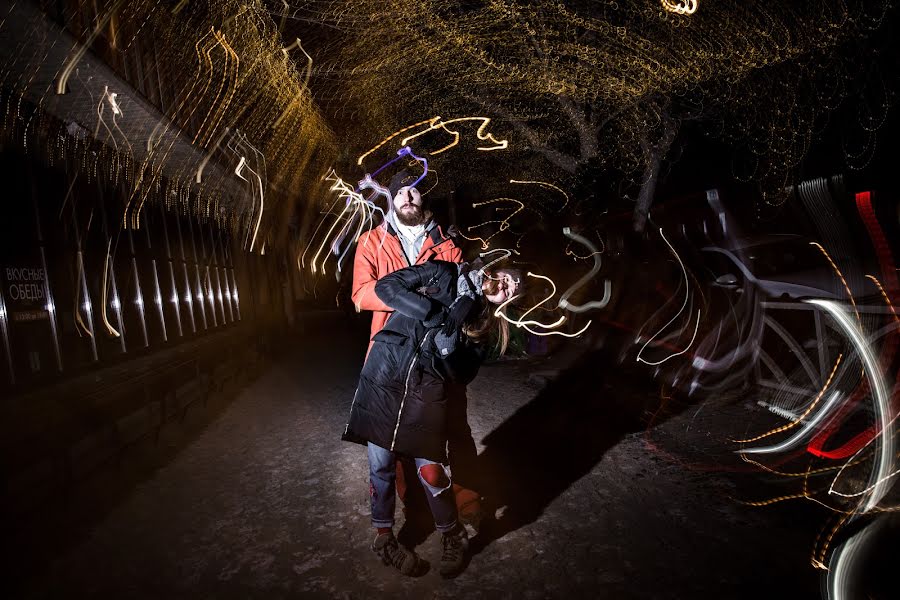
[[483, 270, 519, 305]]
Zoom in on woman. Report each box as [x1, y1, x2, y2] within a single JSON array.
[[342, 259, 520, 579]]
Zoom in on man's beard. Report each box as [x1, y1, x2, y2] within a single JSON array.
[[396, 205, 425, 226]]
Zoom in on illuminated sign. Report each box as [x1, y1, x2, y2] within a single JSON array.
[[3, 266, 49, 321]]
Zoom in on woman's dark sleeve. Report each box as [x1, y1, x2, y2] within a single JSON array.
[[434, 341, 488, 385], [374, 262, 444, 321]]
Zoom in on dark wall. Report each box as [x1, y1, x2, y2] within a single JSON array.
[[0, 145, 288, 395]]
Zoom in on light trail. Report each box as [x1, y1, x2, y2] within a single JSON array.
[[738, 391, 844, 456], [811, 242, 861, 327], [734, 354, 843, 444], [661, 1, 699, 16], [358, 116, 507, 166], [100, 239, 121, 338], [635, 228, 701, 366], [807, 299, 893, 513], [56, 0, 126, 94], [559, 227, 611, 312], [234, 155, 265, 252], [509, 179, 569, 211], [492, 272, 592, 338], [865, 274, 898, 325], [461, 198, 525, 250]]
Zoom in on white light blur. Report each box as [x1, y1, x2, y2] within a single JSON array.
[[108, 92, 121, 115], [738, 391, 843, 455], [636, 228, 701, 366], [826, 519, 878, 600], [808, 299, 894, 513], [559, 227, 611, 312]]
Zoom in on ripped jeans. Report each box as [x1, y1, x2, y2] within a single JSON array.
[[367, 442, 458, 533]]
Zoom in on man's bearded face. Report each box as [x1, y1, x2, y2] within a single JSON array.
[[393, 186, 425, 226]]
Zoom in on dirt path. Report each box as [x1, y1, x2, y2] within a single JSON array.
[[18, 324, 822, 599]]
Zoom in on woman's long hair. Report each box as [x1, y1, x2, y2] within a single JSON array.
[[462, 267, 523, 356]]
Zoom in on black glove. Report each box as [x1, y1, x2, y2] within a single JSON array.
[[423, 305, 448, 328], [440, 296, 475, 337]]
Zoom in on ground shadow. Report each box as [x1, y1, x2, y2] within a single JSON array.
[[467, 343, 683, 554]]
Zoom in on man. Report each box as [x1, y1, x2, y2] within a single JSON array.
[[351, 170, 482, 557], [352, 171, 462, 343]]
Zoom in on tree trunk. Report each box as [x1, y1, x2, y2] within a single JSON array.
[[633, 110, 678, 232]]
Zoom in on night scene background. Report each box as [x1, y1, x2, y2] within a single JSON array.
[[1, 1, 900, 598]]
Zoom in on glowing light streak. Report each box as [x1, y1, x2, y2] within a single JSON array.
[[739, 391, 844, 455], [303, 148, 426, 277], [273, 38, 314, 129], [494, 272, 565, 329], [401, 117, 507, 156], [108, 92, 121, 116], [100, 239, 121, 338], [734, 354, 843, 444], [94, 86, 117, 151], [478, 248, 516, 273], [810, 242, 860, 326], [357, 118, 436, 166], [635, 228, 701, 366], [108, 96, 133, 162], [74, 250, 92, 338], [192, 30, 239, 149], [56, 0, 126, 94], [307, 172, 372, 275], [462, 197, 525, 250], [559, 227, 611, 312], [827, 521, 877, 600], [828, 465, 900, 499], [126, 27, 220, 228], [661, 1, 698, 16], [300, 170, 349, 269], [813, 512, 854, 570], [227, 131, 268, 250], [203, 31, 240, 148], [282, 37, 313, 90], [196, 126, 230, 183], [807, 299, 893, 513], [492, 272, 593, 338], [234, 155, 265, 253], [739, 492, 810, 507], [358, 116, 507, 166], [509, 179, 569, 211], [865, 274, 898, 325], [739, 453, 868, 478]]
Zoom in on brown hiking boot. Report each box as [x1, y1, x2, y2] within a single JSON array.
[[372, 532, 420, 576], [439, 524, 469, 578]]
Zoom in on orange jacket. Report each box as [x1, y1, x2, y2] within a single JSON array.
[[352, 221, 462, 345]]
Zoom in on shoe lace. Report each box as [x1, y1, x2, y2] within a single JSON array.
[[381, 538, 408, 568], [442, 531, 464, 561]]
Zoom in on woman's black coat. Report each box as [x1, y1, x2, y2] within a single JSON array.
[[342, 260, 484, 462]]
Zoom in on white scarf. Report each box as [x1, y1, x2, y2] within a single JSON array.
[[394, 221, 427, 264], [395, 221, 426, 243]]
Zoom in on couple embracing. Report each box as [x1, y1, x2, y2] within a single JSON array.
[[342, 172, 521, 578]]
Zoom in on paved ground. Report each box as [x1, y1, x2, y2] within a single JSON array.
[[14, 320, 827, 599]]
